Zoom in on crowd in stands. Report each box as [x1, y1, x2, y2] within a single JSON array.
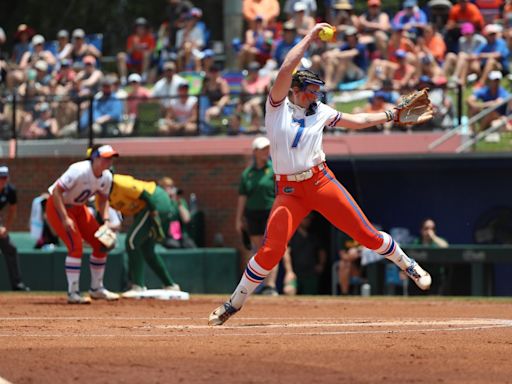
[[1, 0, 512, 139]]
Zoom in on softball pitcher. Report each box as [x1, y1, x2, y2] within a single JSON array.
[[46, 144, 120, 304], [108, 174, 181, 297], [209, 23, 433, 325]]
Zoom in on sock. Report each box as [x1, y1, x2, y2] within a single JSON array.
[[375, 231, 413, 270], [65, 256, 81, 293], [89, 255, 106, 290], [229, 256, 270, 309]]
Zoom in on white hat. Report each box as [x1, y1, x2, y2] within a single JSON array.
[[484, 24, 502, 35], [128, 73, 142, 83], [0, 166, 8, 177], [34, 60, 48, 72], [32, 34, 45, 45], [293, 2, 307, 12], [252, 136, 270, 150], [488, 70, 503, 80]]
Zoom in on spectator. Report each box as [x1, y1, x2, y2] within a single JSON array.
[[106, 173, 182, 298], [55, 58, 76, 91], [416, 54, 446, 86], [357, 0, 391, 59], [165, 0, 194, 49], [331, 0, 359, 35], [79, 77, 124, 135], [352, 91, 395, 133], [227, 112, 246, 135], [385, 24, 415, 62], [198, 48, 215, 73], [473, 24, 509, 86], [238, 15, 274, 69], [365, 49, 416, 90], [392, 0, 428, 36], [284, 0, 317, 18], [273, 22, 301, 67], [287, 2, 315, 38], [46, 144, 120, 304], [243, 0, 280, 29], [74, 54, 103, 96], [158, 176, 196, 249], [56, 30, 73, 61], [416, 24, 447, 64], [412, 218, 449, 248], [70, 28, 101, 64], [117, 17, 156, 85], [323, 26, 370, 91], [337, 232, 362, 295], [23, 102, 59, 139], [467, 70, 510, 132], [152, 61, 187, 109], [417, 75, 454, 130], [236, 136, 279, 295], [201, 64, 230, 129], [158, 82, 197, 135], [0, 165, 30, 291], [176, 8, 206, 72], [445, 0, 485, 52], [11, 24, 34, 65], [125, 73, 151, 134], [284, 214, 327, 294], [8, 35, 56, 89], [240, 61, 270, 133], [443, 22, 486, 86], [19, 34, 57, 72]]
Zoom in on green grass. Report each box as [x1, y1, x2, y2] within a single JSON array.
[[475, 131, 512, 152]]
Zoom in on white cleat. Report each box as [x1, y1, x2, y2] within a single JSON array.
[[164, 283, 181, 291], [208, 302, 239, 326], [67, 291, 92, 304], [89, 287, 120, 301], [121, 285, 147, 298], [404, 260, 432, 290]]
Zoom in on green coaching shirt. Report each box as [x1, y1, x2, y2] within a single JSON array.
[[238, 160, 275, 211]]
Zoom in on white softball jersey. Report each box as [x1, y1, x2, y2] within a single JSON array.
[[265, 95, 341, 175], [48, 160, 113, 205]]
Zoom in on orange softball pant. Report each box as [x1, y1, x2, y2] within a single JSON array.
[[254, 164, 383, 270], [46, 197, 107, 259]]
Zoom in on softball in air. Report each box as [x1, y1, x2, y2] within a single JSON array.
[[319, 27, 335, 42]]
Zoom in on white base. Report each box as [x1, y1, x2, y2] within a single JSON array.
[[129, 289, 190, 300]]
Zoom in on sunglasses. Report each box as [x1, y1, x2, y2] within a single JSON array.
[[304, 89, 322, 98]]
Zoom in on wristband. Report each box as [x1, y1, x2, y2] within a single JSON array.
[[384, 109, 394, 122], [103, 218, 110, 222]]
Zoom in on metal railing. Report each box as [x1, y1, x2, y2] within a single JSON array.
[[428, 93, 512, 152]]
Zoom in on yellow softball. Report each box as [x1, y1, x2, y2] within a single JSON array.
[[319, 27, 335, 42]]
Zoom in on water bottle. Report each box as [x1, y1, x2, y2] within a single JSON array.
[[361, 283, 371, 297], [189, 193, 198, 215]]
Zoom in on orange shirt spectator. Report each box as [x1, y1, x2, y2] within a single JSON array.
[[447, 0, 485, 32], [126, 23, 156, 62], [243, 0, 280, 27]]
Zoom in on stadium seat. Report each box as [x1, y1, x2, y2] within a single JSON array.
[[135, 102, 161, 136], [86, 33, 103, 53], [180, 71, 204, 95]]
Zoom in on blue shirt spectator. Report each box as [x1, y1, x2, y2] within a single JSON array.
[[473, 78, 509, 115], [273, 22, 301, 66], [475, 35, 510, 70], [392, 0, 427, 34], [80, 81, 124, 131], [340, 42, 369, 71]]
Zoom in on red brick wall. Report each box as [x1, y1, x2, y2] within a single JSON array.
[[5, 155, 252, 248]]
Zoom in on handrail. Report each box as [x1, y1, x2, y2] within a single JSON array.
[[428, 93, 512, 152], [455, 113, 510, 153]]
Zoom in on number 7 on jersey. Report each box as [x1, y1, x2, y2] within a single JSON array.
[[291, 118, 305, 148]]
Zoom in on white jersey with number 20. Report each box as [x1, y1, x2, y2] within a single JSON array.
[[265, 96, 341, 175], [48, 160, 113, 206]]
